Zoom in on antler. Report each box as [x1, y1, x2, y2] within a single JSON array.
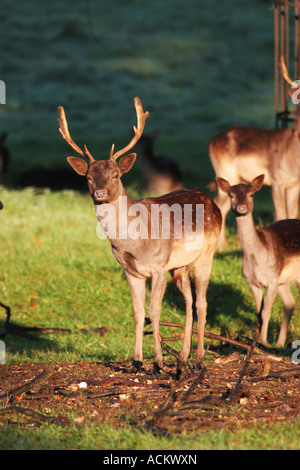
[[110, 97, 149, 162], [57, 106, 94, 162], [280, 55, 294, 86], [280, 55, 300, 89]]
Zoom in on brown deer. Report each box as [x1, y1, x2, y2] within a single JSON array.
[[133, 131, 182, 196], [58, 97, 222, 371], [209, 126, 300, 250], [216, 174, 300, 347], [210, 56, 300, 251]]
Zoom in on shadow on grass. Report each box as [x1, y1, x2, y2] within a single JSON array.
[[0, 324, 63, 359], [163, 276, 252, 332]]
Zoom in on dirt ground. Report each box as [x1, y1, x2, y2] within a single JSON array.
[[0, 348, 299, 435]]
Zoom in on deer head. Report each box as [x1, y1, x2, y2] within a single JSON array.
[[216, 175, 265, 216], [58, 97, 149, 204]]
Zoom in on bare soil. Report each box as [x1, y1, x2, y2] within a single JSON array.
[[0, 352, 299, 435]]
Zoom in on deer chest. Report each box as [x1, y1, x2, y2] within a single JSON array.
[[241, 253, 277, 288]]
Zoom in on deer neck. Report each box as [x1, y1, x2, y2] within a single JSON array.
[[95, 185, 145, 250], [235, 212, 263, 255]]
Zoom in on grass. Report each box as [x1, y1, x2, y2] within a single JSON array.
[[1, 417, 300, 450], [0, 0, 299, 450]]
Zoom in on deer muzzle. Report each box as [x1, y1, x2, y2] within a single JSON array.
[[94, 189, 108, 201], [236, 204, 248, 215]]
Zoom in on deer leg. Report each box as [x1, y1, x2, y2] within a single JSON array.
[[277, 284, 296, 347], [286, 185, 300, 219], [125, 272, 146, 369], [172, 268, 194, 362], [249, 284, 264, 327], [272, 184, 287, 220], [193, 261, 212, 367], [149, 271, 167, 372], [260, 283, 278, 347], [214, 188, 231, 251]]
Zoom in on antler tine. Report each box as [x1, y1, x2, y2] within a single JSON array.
[[57, 106, 94, 162], [280, 55, 300, 87], [110, 97, 149, 162]]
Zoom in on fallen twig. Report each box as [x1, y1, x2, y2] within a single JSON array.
[[0, 405, 68, 426], [158, 335, 194, 374], [227, 327, 259, 404], [147, 319, 283, 361], [84, 376, 168, 389], [0, 304, 71, 339], [180, 366, 207, 402], [177, 395, 224, 411], [152, 330, 259, 419], [152, 385, 180, 422], [80, 327, 109, 336], [247, 367, 300, 383], [0, 366, 54, 402], [86, 386, 167, 400]]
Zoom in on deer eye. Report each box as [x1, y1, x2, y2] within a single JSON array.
[[112, 173, 119, 180]]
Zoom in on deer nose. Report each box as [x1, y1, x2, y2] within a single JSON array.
[[94, 189, 107, 200], [237, 204, 247, 214]]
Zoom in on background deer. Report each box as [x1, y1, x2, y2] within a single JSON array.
[[133, 130, 182, 196], [216, 174, 300, 348], [58, 97, 222, 371], [210, 57, 300, 251], [209, 125, 300, 250]]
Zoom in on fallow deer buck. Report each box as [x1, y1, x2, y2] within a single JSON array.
[[216, 174, 300, 348], [58, 97, 222, 371]]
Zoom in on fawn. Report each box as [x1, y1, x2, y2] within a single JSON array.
[[58, 97, 222, 371], [216, 174, 300, 347]]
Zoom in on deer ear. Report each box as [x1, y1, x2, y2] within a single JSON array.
[[118, 153, 136, 175], [67, 156, 88, 176], [216, 177, 231, 194], [251, 174, 264, 192]]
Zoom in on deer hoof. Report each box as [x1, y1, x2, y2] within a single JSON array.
[[131, 359, 143, 372]]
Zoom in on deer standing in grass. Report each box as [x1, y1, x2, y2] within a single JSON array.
[[209, 126, 300, 250], [58, 97, 222, 371], [216, 174, 300, 347], [210, 56, 300, 251]]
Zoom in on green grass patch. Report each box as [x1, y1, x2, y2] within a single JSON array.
[[1, 415, 299, 450]]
